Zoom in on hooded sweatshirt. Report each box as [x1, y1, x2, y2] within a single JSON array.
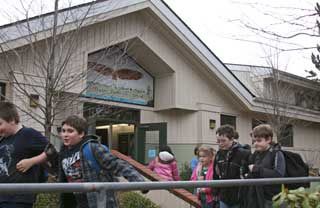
[[148, 151, 180, 181]]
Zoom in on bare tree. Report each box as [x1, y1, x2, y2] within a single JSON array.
[[233, 49, 297, 145], [232, 46, 320, 167], [229, 1, 320, 81], [0, 0, 94, 140], [0, 0, 142, 141]]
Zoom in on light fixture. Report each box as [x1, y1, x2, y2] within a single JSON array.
[[29, 94, 39, 108], [96, 125, 110, 129], [209, 119, 216, 129]]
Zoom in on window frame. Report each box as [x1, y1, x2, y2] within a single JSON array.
[[0, 82, 5, 101], [279, 124, 294, 147], [220, 114, 236, 129]]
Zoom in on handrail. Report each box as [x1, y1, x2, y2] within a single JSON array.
[[111, 150, 202, 208], [0, 177, 319, 194]]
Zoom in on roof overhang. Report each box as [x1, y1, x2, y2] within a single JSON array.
[[1, 0, 319, 122], [252, 97, 320, 123]]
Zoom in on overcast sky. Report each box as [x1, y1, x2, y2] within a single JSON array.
[[0, 0, 319, 77]]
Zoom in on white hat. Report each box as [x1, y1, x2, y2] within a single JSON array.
[[159, 151, 174, 162]]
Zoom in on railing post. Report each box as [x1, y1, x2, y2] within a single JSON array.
[[96, 189, 106, 207]]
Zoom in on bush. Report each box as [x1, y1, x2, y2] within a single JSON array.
[[179, 162, 192, 181], [179, 162, 193, 193], [34, 191, 160, 208], [33, 175, 59, 208], [33, 193, 59, 208], [273, 185, 320, 207], [119, 191, 160, 208]]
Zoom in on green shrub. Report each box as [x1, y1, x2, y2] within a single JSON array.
[[273, 185, 320, 207], [33, 193, 59, 208], [179, 162, 192, 181], [33, 175, 59, 208], [119, 191, 160, 208], [179, 162, 193, 193]]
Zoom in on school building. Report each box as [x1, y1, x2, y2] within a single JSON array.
[[0, 0, 319, 169]]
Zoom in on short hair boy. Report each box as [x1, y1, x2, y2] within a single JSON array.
[[0, 101, 48, 208], [214, 124, 251, 208], [245, 124, 286, 208], [18, 115, 146, 208]]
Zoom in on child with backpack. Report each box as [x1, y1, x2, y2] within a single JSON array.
[[190, 146, 218, 208], [16, 115, 146, 208], [148, 145, 180, 181], [245, 124, 286, 208]]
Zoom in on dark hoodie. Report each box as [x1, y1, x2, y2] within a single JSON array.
[[213, 142, 251, 206], [244, 143, 286, 208], [46, 135, 146, 208]]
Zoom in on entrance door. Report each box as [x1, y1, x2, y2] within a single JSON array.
[[96, 128, 108, 146], [118, 133, 134, 156], [137, 123, 167, 164]]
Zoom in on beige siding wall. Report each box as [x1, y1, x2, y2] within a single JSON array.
[[294, 123, 320, 148], [291, 122, 320, 168], [141, 109, 198, 144], [154, 74, 175, 109], [236, 113, 253, 145]]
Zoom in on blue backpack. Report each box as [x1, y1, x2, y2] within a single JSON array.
[[82, 142, 109, 173]]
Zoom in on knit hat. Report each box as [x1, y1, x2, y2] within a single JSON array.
[[159, 151, 174, 162]]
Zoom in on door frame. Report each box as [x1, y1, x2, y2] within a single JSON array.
[[136, 122, 167, 164]]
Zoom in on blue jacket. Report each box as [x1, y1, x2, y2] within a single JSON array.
[[47, 137, 145, 208]]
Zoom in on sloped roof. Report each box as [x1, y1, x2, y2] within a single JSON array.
[[0, 0, 255, 105], [227, 63, 320, 92], [1, 0, 319, 122]]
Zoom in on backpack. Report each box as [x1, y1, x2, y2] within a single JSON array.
[[83, 142, 110, 173], [281, 150, 310, 190]]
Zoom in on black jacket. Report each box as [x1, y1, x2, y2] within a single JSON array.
[[244, 143, 286, 208], [213, 142, 251, 206]]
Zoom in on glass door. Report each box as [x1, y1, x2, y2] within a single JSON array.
[[136, 123, 167, 164]]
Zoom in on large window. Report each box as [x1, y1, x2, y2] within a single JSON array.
[[221, 114, 236, 129], [279, 124, 293, 147], [0, 83, 5, 100]]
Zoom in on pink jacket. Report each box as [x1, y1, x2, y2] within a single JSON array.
[[148, 157, 181, 181], [190, 161, 215, 203]]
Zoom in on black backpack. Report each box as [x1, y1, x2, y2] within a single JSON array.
[[281, 150, 310, 189]]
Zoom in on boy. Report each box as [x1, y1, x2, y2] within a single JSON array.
[[18, 115, 146, 208], [213, 124, 251, 208], [245, 124, 286, 208], [0, 101, 48, 208]]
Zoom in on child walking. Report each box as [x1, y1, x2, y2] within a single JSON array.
[[0, 102, 48, 208], [191, 146, 218, 208], [244, 124, 286, 208], [16, 115, 146, 208], [148, 145, 180, 181]]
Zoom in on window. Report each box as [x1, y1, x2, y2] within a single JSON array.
[[278, 124, 293, 147], [252, 119, 267, 129], [220, 114, 236, 129], [0, 83, 5, 100]]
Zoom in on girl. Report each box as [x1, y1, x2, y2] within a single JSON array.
[[191, 146, 217, 208], [148, 146, 180, 181]]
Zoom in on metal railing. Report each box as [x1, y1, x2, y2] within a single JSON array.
[[0, 177, 319, 194]]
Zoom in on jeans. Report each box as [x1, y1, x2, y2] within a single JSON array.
[[219, 201, 240, 208]]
